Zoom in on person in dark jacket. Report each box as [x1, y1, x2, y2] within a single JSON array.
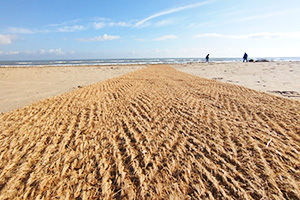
[[243, 52, 248, 62], [206, 54, 210, 62]]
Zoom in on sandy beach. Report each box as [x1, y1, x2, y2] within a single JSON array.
[[1, 62, 299, 113], [173, 61, 300, 101], [0, 64, 299, 199], [0, 65, 146, 113]]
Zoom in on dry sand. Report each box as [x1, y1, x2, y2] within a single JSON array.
[[0, 65, 299, 199], [173, 61, 300, 101], [0, 65, 146, 113], [1, 62, 299, 114]]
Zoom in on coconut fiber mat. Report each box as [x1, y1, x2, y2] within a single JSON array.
[[0, 65, 300, 199]]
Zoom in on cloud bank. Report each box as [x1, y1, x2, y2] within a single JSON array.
[[233, 8, 300, 23], [77, 34, 120, 42], [92, 21, 133, 30], [0, 51, 19, 55], [0, 34, 17, 45], [194, 32, 300, 39], [57, 25, 85, 32], [0, 48, 68, 56], [154, 35, 177, 41]]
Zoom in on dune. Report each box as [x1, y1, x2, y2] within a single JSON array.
[[0, 65, 299, 199]]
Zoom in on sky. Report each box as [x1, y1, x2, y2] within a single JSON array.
[[1, 0, 300, 60]]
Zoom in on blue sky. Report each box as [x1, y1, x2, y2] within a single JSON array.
[[1, 0, 300, 60]]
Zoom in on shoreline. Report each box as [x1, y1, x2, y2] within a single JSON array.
[[1, 57, 300, 68], [1, 62, 299, 113]]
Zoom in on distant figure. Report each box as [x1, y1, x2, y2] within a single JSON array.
[[243, 52, 248, 62], [206, 54, 210, 62]]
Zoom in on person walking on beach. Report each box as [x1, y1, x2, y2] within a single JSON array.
[[206, 54, 210, 62], [243, 52, 248, 62]]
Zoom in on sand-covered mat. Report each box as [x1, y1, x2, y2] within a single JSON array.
[[0, 65, 300, 199]]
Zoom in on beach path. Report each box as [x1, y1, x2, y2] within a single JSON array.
[[0, 65, 299, 199]]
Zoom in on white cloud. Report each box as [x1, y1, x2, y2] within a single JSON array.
[[57, 25, 85, 32], [233, 8, 300, 23], [135, 0, 216, 27], [7, 27, 50, 34], [48, 48, 64, 55], [77, 34, 120, 42], [135, 38, 145, 42], [6, 18, 133, 35], [7, 19, 85, 34], [154, 35, 177, 41], [39, 49, 46, 54], [92, 20, 133, 29], [0, 48, 77, 58], [108, 21, 132, 27], [155, 19, 174, 27], [23, 48, 70, 56], [6, 51, 20, 55], [7, 27, 34, 34], [188, 21, 215, 28], [24, 50, 36, 55], [0, 34, 17, 45], [46, 19, 83, 27], [7, 25, 84, 34], [93, 22, 106, 29], [25, 48, 64, 55], [194, 33, 223, 38], [194, 32, 300, 39]]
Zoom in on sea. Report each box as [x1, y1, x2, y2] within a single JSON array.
[[0, 57, 299, 67]]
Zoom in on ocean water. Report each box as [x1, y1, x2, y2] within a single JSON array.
[[0, 57, 299, 67]]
